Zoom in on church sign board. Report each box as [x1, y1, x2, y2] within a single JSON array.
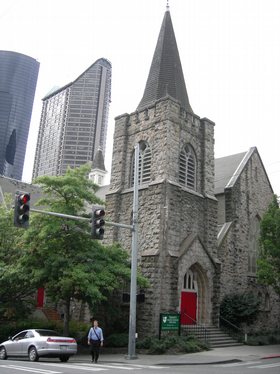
[[159, 313, 180, 338]]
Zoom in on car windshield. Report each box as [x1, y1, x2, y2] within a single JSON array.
[[35, 330, 60, 336]]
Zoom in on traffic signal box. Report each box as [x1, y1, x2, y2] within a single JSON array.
[[14, 192, 30, 228], [91, 207, 105, 239]]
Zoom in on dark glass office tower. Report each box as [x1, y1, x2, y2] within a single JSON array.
[[0, 51, 39, 180]]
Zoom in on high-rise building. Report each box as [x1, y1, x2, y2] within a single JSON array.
[[0, 51, 39, 180], [32, 58, 111, 179]]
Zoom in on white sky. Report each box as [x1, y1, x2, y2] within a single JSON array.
[[1, 0, 280, 195]]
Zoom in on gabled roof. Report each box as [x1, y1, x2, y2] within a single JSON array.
[[215, 151, 247, 194], [215, 147, 273, 195], [137, 10, 193, 113]]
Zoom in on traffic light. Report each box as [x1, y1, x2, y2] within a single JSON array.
[[91, 207, 105, 239], [14, 192, 30, 228]]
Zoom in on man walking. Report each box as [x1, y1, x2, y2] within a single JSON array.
[[88, 319, 104, 363]]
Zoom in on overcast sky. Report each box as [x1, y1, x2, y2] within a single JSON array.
[[1, 0, 280, 195]]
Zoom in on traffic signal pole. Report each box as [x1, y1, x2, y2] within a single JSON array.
[[30, 208, 134, 229]]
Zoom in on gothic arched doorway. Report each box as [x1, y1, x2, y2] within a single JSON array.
[[180, 263, 210, 325]]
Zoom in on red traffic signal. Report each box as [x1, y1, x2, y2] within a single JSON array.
[[14, 192, 30, 228], [91, 207, 105, 240]]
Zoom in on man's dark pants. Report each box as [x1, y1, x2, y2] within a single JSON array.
[[90, 340, 101, 362]]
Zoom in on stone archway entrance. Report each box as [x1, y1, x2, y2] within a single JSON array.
[[180, 263, 210, 325], [180, 269, 197, 324]]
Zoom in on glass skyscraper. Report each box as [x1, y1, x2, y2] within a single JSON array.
[[33, 58, 111, 179], [0, 51, 39, 180]]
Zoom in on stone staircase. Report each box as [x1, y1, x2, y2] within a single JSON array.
[[42, 308, 61, 321], [181, 324, 242, 348]]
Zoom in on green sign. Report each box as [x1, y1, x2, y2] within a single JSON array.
[[160, 313, 180, 331]]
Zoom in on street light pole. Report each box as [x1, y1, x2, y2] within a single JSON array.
[[127, 143, 139, 359]]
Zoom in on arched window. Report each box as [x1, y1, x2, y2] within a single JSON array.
[[179, 144, 196, 190], [183, 270, 196, 290], [130, 141, 151, 186]]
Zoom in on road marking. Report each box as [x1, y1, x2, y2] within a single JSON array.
[[81, 363, 141, 370], [40, 363, 106, 371], [114, 364, 170, 369], [248, 362, 280, 369], [0, 364, 61, 374]]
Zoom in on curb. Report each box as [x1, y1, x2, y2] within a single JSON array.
[[262, 355, 280, 360], [75, 357, 244, 366], [156, 359, 242, 366]]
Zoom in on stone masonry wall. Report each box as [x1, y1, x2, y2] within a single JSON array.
[[110, 98, 215, 197], [218, 150, 279, 329], [106, 97, 218, 335]]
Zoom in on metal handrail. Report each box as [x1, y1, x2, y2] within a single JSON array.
[[220, 316, 247, 342], [181, 312, 209, 344], [181, 311, 197, 324]]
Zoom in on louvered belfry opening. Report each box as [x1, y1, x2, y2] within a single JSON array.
[[130, 142, 152, 187], [179, 145, 196, 190]]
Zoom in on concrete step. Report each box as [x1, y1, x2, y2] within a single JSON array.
[[42, 308, 61, 321], [181, 325, 242, 348]]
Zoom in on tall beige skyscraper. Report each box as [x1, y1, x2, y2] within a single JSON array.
[[33, 58, 111, 179]]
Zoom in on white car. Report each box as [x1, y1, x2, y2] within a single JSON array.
[[0, 329, 77, 362]]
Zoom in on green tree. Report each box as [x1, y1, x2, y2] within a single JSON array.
[[0, 196, 36, 320], [257, 195, 280, 295], [18, 164, 142, 335]]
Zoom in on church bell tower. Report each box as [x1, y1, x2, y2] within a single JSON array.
[[106, 6, 220, 335]]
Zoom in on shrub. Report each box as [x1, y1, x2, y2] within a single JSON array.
[[68, 321, 89, 344], [246, 329, 280, 346], [220, 292, 260, 326], [105, 333, 128, 347], [136, 335, 208, 354]]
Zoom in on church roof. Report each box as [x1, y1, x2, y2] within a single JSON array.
[[215, 151, 247, 194], [137, 9, 193, 113], [92, 149, 106, 171]]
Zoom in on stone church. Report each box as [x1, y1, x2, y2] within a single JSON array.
[[1, 7, 279, 337], [104, 8, 279, 335]]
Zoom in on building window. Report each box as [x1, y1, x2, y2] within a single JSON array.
[[130, 141, 151, 186], [179, 144, 196, 190], [183, 270, 196, 290]]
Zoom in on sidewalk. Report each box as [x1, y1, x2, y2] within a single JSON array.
[[75, 344, 280, 366]]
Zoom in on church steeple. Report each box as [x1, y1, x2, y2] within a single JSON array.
[[137, 8, 193, 113], [89, 148, 107, 186]]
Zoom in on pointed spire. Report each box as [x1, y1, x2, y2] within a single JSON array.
[[137, 9, 193, 113], [92, 148, 106, 171]]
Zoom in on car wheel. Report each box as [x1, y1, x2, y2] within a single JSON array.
[[59, 356, 70, 362], [0, 346, 7, 360], [28, 346, 39, 362]]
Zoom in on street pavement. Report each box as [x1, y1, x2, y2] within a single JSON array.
[[76, 344, 280, 366]]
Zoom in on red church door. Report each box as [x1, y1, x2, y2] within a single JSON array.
[[36, 288, 45, 308], [180, 291, 197, 325]]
